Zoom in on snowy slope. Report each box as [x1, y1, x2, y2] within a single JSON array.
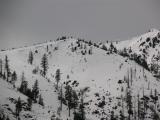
[[0, 78, 57, 120], [104, 29, 160, 74], [0, 38, 160, 120]]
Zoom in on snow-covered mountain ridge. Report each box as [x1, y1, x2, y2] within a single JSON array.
[[0, 37, 160, 120], [104, 29, 160, 76]]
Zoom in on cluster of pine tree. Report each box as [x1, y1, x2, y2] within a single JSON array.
[[58, 82, 88, 120], [70, 40, 93, 56], [28, 52, 49, 78], [54, 68, 88, 120], [118, 47, 149, 71], [18, 74, 43, 105], [0, 56, 17, 87], [15, 79, 44, 119], [111, 67, 160, 120], [101, 42, 117, 54]]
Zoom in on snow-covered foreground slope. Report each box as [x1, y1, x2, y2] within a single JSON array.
[[0, 38, 160, 120], [0, 78, 56, 120]]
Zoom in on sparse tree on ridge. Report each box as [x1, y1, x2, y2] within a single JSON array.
[[41, 54, 48, 77]]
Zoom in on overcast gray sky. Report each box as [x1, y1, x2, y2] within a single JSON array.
[[0, 0, 160, 49]]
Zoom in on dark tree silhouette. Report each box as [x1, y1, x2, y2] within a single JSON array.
[[19, 77, 28, 94], [15, 97, 22, 118], [11, 71, 17, 86], [28, 51, 34, 65], [32, 80, 39, 102], [110, 111, 116, 120], [78, 87, 89, 120], [0, 59, 2, 76], [38, 94, 44, 106], [5, 55, 10, 81], [3, 72, 6, 80], [55, 69, 61, 88], [27, 97, 32, 111], [72, 90, 78, 112], [41, 54, 48, 77], [65, 85, 73, 117]]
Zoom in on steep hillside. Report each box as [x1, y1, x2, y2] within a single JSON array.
[[0, 38, 160, 120], [104, 29, 160, 76], [0, 78, 54, 120]]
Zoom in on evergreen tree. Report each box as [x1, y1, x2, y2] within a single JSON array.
[[78, 87, 89, 120], [11, 71, 17, 86], [59, 84, 63, 111], [27, 97, 32, 111], [120, 110, 124, 120], [126, 88, 133, 120], [19, 78, 28, 94], [19, 72, 28, 94], [38, 94, 44, 106], [110, 42, 114, 53], [72, 90, 78, 112], [101, 44, 108, 51], [64, 85, 78, 116], [28, 51, 34, 65], [55, 69, 60, 88], [137, 93, 140, 120], [21, 72, 25, 82], [110, 111, 116, 120], [0, 59, 2, 76], [26, 88, 32, 98], [3, 72, 6, 80], [65, 85, 72, 116], [5, 55, 10, 81], [65, 85, 73, 117], [74, 112, 83, 120], [88, 47, 92, 55], [47, 45, 49, 52], [15, 97, 22, 117], [41, 54, 48, 77], [154, 89, 158, 110], [32, 80, 39, 102], [88, 40, 92, 46]]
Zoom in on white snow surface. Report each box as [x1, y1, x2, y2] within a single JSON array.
[[0, 37, 160, 120]]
